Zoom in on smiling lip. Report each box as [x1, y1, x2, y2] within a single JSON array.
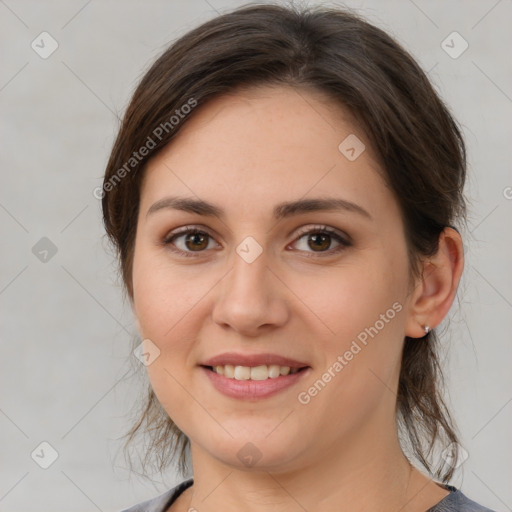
[[201, 352, 309, 368], [199, 352, 311, 400], [201, 366, 311, 400]]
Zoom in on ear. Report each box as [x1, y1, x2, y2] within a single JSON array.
[[404, 227, 464, 338]]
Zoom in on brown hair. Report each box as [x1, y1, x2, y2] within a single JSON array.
[[102, 3, 467, 482]]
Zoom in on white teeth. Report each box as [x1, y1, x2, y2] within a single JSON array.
[[210, 364, 303, 380], [234, 366, 251, 380], [268, 365, 281, 379], [250, 365, 268, 381], [223, 365, 235, 378]]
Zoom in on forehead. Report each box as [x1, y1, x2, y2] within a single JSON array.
[[140, 85, 396, 225], [155, 84, 376, 163]]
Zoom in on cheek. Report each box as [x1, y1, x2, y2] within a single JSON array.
[[304, 261, 404, 349], [132, 246, 208, 340], [131, 254, 205, 429], [300, 254, 407, 408]]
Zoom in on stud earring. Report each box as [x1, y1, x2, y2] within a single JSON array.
[[423, 325, 430, 335]]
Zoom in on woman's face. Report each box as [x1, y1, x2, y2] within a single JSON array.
[[131, 85, 419, 472]]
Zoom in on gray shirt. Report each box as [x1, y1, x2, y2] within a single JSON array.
[[120, 478, 497, 512]]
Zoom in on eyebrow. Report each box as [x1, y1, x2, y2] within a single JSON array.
[[146, 195, 372, 221]]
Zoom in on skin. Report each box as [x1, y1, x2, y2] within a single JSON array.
[[130, 85, 464, 512]]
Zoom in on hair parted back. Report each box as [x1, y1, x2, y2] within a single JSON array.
[[102, 2, 467, 482]]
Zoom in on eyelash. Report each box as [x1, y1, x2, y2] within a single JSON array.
[[161, 224, 351, 259]]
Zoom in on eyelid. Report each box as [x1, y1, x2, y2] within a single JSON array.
[[291, 224, 351, 243]]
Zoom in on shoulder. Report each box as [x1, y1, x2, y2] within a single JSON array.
[[428, 486, 497, 512], [120, 478, 194, 512]]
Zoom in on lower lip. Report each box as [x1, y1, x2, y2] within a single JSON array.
[[201, 366, 311, 400]]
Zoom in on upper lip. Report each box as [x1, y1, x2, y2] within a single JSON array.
[[201, 352, 310, 369]]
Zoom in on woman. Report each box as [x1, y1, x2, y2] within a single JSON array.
[[101, 3, 495, 511]]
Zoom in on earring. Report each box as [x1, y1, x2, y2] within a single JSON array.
[[423, 325, 430, 335]]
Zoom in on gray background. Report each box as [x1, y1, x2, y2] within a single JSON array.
[[1, 0, 511, 510]]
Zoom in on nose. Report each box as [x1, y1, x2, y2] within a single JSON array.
[[211, 242, 289, 337]]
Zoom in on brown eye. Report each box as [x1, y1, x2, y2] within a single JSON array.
[[307, 232, 332, 251], [164, 228, 218, 257], [163, 225, 350, 259], [184, 232, 209, 251], [291, 225, 351, 257]]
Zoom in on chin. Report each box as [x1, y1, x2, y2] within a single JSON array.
[[195, 428, 304, 472]]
